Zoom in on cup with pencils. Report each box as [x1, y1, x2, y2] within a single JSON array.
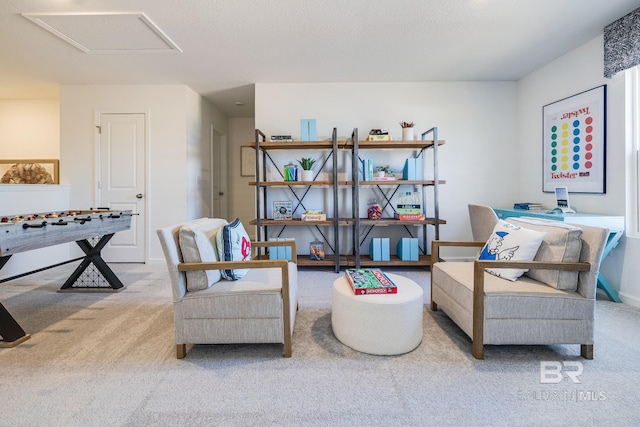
[[400, 121, 415, 141]]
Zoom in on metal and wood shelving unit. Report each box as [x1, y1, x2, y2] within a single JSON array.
[[350, 127, 446, 268], [249, 127, 446, 270]]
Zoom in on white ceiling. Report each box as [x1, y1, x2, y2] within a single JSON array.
[[0, 0, 638, 118]]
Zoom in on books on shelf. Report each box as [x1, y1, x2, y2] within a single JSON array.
[[394, 213, 425, 220], [513, 202, 544, 210], [367, 134, 392, 141], [344, 268, 398, 295], [396, 191, 422, 214], [270, 135, 293, 142]]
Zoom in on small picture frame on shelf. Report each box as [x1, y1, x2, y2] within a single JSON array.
[[273, 201, 293, 220]]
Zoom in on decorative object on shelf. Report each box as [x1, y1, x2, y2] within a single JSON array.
[[301, 210, 326, 221], [273, 201, 293, 220], [283, 163, 298, 181], [397, 238, 419, 261], [369, 237, 390, 261], [400, 121, 415, 141], [300, 119, 318, 141], [0, 159, 59, 184], [297, 157, 316, 181], [402, 157, 424, 180], [375, 165, 394, 178], [367, 129, 391, 141], [270, 135, 293, 142], [367, 199, 382, 220], [310, 240, 325, 260], [542, 85, 606, 193], [268, 237, 294, 261]]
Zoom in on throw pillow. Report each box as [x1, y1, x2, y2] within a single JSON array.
[[178, 218, 228, 291], [479, 219, 546, 281], [216, 218, 252, 280], [506, 217, 583, 291]]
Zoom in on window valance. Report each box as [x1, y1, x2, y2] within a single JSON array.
[[604, 7, 640, 78]]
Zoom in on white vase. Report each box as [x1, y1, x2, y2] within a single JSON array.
[[402, 127, 414, 141], [301, 170, 314, 181]]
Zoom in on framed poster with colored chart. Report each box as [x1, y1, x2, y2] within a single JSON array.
[[542, 85, 606, 193]]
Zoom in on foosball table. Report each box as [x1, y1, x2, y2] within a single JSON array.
[[0, 209, 134, 347]]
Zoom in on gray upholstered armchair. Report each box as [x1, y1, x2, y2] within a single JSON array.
[[157, 218, 298, 359], [430, 217, 607, 359]]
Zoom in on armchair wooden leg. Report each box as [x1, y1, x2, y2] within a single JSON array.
[[176, 344, 187, 359], [472, 341, 484, 359], [283, 340, 292, 358], [430, 301, 438, 311], [581, 344, 593, 360]]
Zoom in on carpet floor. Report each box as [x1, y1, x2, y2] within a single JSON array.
[[0, 263, 638, 426]]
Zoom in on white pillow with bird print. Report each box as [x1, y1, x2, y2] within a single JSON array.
[[478, 219, 547, 281]]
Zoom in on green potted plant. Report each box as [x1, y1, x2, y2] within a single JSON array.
[[297, 157, 317, 181], [376, 165, 394, 178]]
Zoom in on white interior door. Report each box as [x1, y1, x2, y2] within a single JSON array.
[[97, 113, 146, 262]]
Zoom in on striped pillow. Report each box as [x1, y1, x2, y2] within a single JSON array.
[[216, 218, 251, 280]]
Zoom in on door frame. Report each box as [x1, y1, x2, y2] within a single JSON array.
[[211, 125, 228, 219], [94, 109, 150, 263]]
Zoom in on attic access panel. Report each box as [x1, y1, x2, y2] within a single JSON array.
[[22, 12, 182, 53]]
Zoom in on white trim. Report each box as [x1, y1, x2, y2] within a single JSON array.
[[627, 66, 640, 237]]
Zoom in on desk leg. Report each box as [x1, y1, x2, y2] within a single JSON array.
[[59, 234, 124, 291], [597, 230, 623, 303], [597, 274, 622, 303]]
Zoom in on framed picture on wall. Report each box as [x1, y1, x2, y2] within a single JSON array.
[[542, 85, 606, 193], [0, 159, 59, 184]]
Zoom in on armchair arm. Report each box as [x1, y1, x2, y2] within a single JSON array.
[[431, 240, 485, 264], [252, 240, 297, 264]]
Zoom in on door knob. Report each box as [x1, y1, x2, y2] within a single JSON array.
[[136, 193, 143, 199]]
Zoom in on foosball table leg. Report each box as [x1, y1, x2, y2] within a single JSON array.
[[59, 234, 124, 291], [0, 303, 31, 348]]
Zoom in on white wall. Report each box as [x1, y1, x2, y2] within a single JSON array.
[[185, 87, 230, 221], [516, 35, 638, 306], [255, 82, 518, 255], [228, 117, 256, 238], [0, 99, 66, 278], [60, 85, 227, 263], [0, 99, 59, 159]]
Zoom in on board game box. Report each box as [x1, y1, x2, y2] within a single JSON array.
[[344, 268, 398, 295]]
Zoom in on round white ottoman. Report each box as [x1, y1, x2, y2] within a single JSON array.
[[331, 273, 424, 355]]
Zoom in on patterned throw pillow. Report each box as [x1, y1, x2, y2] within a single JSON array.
[[479, 219, 546, 281], [216, 218, 252, 280]]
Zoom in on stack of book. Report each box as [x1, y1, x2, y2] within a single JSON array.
[[395, 191, 424, 220], [344, 268, 397, 295], [513, 202, 544, 210]]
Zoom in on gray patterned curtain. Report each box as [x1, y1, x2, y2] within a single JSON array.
[[604, 7, 640, 78]]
